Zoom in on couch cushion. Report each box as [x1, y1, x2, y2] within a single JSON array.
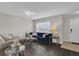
[[37, 32, 45, 37], [32, 32, 37, 36], [0, 36, 5, 44], [0, 40, 13, 50], [5, 34, 13, 40], [43, 34, 46, 38]]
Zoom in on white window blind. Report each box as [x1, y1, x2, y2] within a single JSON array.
[[36, 22, 50, 32]]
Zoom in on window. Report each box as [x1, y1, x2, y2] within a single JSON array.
[[36, 22, 50, 33]]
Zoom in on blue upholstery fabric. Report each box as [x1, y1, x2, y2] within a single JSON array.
[[29, 32, 52, 44]]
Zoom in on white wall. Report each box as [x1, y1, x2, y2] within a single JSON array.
[[0, 13, 33, 36], [62, 16, 71, 42]]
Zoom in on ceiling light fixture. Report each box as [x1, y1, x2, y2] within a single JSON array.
[[24, 11, 35, 16]]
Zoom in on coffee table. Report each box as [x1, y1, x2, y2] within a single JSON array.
[[5, 45, 25, 56]]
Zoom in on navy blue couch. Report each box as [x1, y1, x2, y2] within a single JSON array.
[[29, 32, 52, 44]]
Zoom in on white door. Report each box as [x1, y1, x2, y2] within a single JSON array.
[[70, 19, 79, 43]]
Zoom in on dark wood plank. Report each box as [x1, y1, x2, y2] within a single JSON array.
[[0, 42, 79, 56]]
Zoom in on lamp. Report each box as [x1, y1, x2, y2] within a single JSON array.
[[51, 25, 57, 33]]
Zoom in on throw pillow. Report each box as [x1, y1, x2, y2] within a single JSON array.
[[32, 32, 37, 36], [43, 34, 46, 38]]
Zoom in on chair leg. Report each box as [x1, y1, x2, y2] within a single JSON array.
[[56, 38, 60, 46], [49, 39, 51, 45]]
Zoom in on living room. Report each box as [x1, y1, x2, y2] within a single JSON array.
[[0, 2, 79, 56]]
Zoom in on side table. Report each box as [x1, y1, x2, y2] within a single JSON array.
[[52, 36, 60, 45]]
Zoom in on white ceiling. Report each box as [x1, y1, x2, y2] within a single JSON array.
[[0, 2, 79, 20]]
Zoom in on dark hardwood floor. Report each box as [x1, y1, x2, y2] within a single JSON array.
[[0, 42, 79, 56]]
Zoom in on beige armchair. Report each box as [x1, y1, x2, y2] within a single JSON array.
[[0, 35, 14, 50]]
